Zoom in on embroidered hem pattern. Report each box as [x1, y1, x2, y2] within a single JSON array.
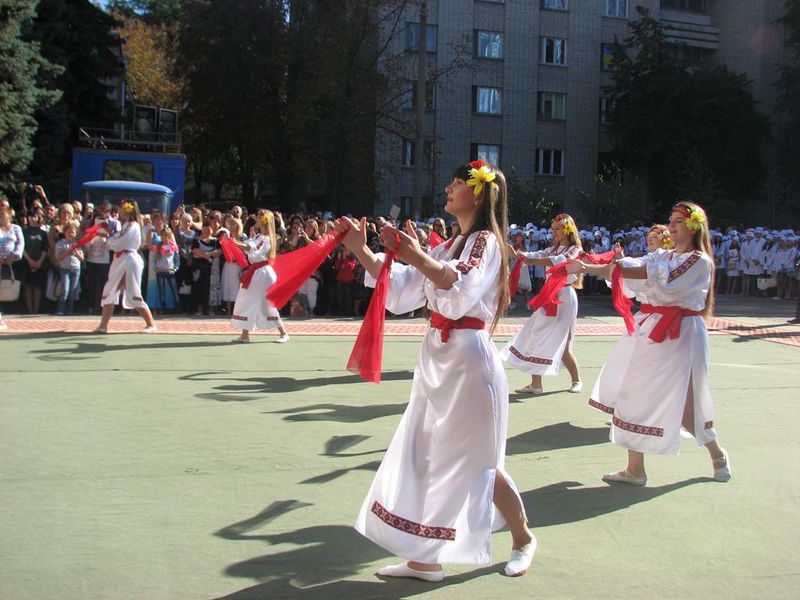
[[231, 314, 247, 321], [704, 421, 713, 430], [455, 231, 489, 275], [667, 252, 701, 283], [589, 398, 614, 414], [509, 346, 553, 365], [612, 416, 664, 437], [371, 501, 456, 541]]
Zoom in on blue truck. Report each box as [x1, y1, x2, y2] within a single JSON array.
[[70, 147, 186, 215]]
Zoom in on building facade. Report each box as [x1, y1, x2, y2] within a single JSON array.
[[373, 0, 787, 219]]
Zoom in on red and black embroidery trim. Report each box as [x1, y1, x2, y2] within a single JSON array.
[[371, 501, 456, 541], [455, 230, 490, 275], [231, 314, 247, 321], [612, 416, 664, 437], [508, 346, 553, 365], [667, 252, 701, 283], [704, 421, 713, 430], [589, 399, 614, 414]]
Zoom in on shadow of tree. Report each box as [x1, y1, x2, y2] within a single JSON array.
[[522, 478, 714, 528], [300, 460, 382, 485], [271, 403, 407, 423], [30, 339, 241, 358], [181, 370, 414, 402], [322, 435, 385, 457], [507, 422, 609, 455]]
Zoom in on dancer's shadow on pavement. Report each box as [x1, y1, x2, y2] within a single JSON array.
[[522, 478, 713, 528], [214, 500, 500, 599], [507, 422, 609, 455], [322, 434, 385, 457], [272, 402, 407, 423], [30, 338, 240, 360], [182, 370, 413, 402]]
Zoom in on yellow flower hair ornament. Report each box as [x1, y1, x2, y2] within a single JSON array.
[[662, 236, 675, 249], [673, 204, 706, 231], [121, 200, 135, 214], [554, 214, 576, 237], [466, 162, 497, 198], [261, 213, 272, 226]]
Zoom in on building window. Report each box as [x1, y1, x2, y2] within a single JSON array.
[[471, 144, 501, 166], [599, 97, 613, 124], [475, 30, 503, 59], [401, 138, 433, 168], [538, 92, 566, 120], [660, 0, 706, 12], [405, 23, 437, 53], [402, 80, 435, 111], [601, 44, 620, 71], [473, 87, 502, 115], [603, 0, 627, 17], [535, 148, 564, 176], [541, 0, 568, 10], [540, 37, 567, 66]]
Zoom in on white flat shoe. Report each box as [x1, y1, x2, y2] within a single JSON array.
[[504, 537, 537, 577], [602, 470, 647, 487], [92, 327, 107, 334], [713, 449, 732, 482], [568, 380, 583, 393], [275, 333, 290, 343], [141, 325, 157, 334], [376, 563, 444, 583], [515, 384, 543, 395]]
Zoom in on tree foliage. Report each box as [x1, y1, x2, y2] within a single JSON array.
[[604, 7, 768, 222], [577, 162, 646, 227], [0, 0, 62, 189], [507, 168, 559, 228], [775, 0, 800, 222]]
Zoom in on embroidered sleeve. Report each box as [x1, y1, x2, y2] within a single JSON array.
[[667, 252, 701, 283], [455, 230, 490, 274]]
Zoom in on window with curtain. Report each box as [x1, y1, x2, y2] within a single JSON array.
[[474, 87, 502, 115], [475, 31, 503, 59], [540, 37, 567, 65]]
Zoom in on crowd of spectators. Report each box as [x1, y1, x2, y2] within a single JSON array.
[[0, 186, 798, 330]]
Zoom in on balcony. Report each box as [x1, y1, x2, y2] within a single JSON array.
[[659, 1, 719, 49]]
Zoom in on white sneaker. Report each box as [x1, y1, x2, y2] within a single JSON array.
[[275, 333, 290, 343], [376, 563, 444, 583], [504, 537, 537, 577], [141, 325, 157, 334], [568, 380, 583, 393]]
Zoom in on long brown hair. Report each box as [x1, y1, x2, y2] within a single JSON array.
[[255, 209, 277, 260], [673, 201, 714, 318], [450, 162, 510, 333]]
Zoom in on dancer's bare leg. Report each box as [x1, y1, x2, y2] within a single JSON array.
[[494, 470, 533, 550], [561, 335, 580, 383], [135, 305, 155, 327], [681, 376, 724, 463]]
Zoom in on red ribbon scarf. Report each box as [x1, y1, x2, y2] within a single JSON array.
[[267, 231, 343, 309], [220, 237, 249, 268], [429, 231, 446, 248], [347, 251, 396, 384], [640, 304, 702, 342], [508, 257, 524, 298], [71, 223, 107, 251]]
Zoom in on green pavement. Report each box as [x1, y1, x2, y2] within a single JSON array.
[[1, 330, 798, 600]]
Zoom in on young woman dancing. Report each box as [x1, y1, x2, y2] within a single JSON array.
[[229, 210, 289, 343], [500, 214, 584, 394], [94, 200, 156, 333], [336, 160, 535, 582], [569, 201, 731, 486]]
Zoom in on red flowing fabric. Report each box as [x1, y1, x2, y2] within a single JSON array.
[[508, 257, 524, 298], [72, 223, 106, 251], [429, 312, 485, 343], [220, 237, 249, 268], [640, 304, 702, 343], [611, 265, 636, 334], [267, 231, 343, 309], [347, 252, 395, 383], [429, 231, 445, 248], [528, 263, 568, 316]]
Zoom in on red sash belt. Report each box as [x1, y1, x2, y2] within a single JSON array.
[[430, 312, 485, 343], [114, 250, 134, 258], [640, 303, 703, 343], [240, 260, 270, 289]]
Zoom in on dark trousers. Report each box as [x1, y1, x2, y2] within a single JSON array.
[[84, 262, 110, 311]]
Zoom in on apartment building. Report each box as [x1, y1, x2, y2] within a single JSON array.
[[374, 0, 787, 218]]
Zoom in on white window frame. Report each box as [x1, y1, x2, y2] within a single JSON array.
[[474, 87, 502, 115], [542, 0, 568, 11], [475, 30, 503, 59], [538, 92, 566, 120], [535, 148, 564, 176], [473, 144, 501, 166], [540, 37, 567, 66], [603, 0, 627, 18]]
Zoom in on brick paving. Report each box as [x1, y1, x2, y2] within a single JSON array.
[[2, 315, 798, 347]]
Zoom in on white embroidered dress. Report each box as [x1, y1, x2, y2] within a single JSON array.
[[500, 245, 582, 376], [229, 235, 283, 331], [101, 221, 148, 309], [354, 230, 524, 565], [589, 250, 718, 454]]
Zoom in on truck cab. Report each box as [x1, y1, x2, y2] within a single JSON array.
[[79, 180, 176, 215]]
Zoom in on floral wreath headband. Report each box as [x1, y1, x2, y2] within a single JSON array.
[[553, 213, 576, 237], [672, 204, 706, 231], [648, 226, 675, 249], [260, 213, 273, 226], [121, 200, 135, 214], [465, 160, 498, 197]]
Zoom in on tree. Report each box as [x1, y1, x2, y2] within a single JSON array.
[[775, 0, 800, 222], [0, 0, 62, 191], [105, 0, 180, 26], [28, 0, 123, 199], [604, 7, 768, 221], [506, 168, 559, 228], [577, 162, 646, 227]]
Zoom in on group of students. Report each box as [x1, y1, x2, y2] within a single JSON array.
[[327, 160, 731, 584]]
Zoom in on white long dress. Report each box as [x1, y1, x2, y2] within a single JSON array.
[[229, 235, 283, 331], [500, 245, 582, 376], [101, 221, 148, 309], [589, 250, 718, 455], [354, 231, 525, 565]]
